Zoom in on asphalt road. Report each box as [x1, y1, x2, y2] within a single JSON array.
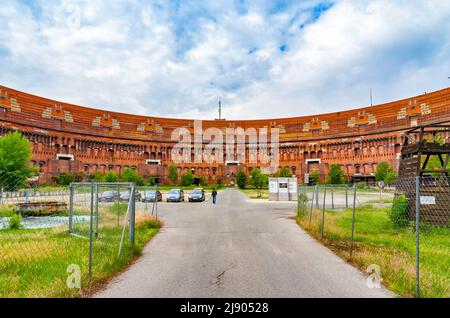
[[95, 188, 393, 298]]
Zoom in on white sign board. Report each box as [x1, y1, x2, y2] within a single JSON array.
[[420, 196, 436, 205], [269, 179, 279, 194], [278, 178, 289, 193], [288, 179, 297, 194], [304, 173, 310, 184]]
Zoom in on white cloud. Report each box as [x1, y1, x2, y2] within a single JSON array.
[[0, 0, 449, 120]]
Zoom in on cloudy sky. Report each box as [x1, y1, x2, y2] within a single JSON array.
[[0, 0, 449, 120]]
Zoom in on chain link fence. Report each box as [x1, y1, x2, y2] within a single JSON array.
[[297, 178, 449, 298], [0, 179, 161, 297]]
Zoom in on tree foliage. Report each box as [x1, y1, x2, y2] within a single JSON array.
[[54, 172, 74, 186], [309, 170, 320, 185], [375, 162, 397, 185], [120, 168, 144, 186], [236, 170, 247, 189], [275, 167, 292, 177], [326, 164, 346, 184], [88, 172, 104, 182], [250, 168, 268, 197], [147, 177, 156, 186], [104, 171, 119, 183], [0, 132, 36, 191], [180, 171, 194, 186], [168, 165, 178, 185]]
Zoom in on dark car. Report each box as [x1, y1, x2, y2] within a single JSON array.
[[119, 190, 142, 202], [188, 189, 205, 202], [167, 189, 184, 202], [142, 190, 162, 202], [98, 190, 120, 202]]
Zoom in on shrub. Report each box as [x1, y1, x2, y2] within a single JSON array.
[[54, 172, 74, 186], [147, 177, 156, 186], [356, 182, 368, 190], [390, 195, 410, 228], [180, 172, 194, 187], [0, 206, 14, 217], [88, 172, 104, 182], [121, 168, 144, 186], [8, 213, 22, 230]]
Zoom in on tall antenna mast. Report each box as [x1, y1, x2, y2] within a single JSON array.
[[219, 101, 222, 120], [370, 88, 373, 106]]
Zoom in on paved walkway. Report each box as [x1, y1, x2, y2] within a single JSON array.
[[95, 188, 393, 298]]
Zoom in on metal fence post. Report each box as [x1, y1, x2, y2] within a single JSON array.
[[415, 176, 420, 298], [68, 183, 74, 233], [95, 183, 99, 238], [155, 184, 159, 220], [117, 184, 120, 227], [129, 183, 136, 246], [315, 185, 319, 209], [88, 180, 95, 283], [350, 184, 357, 259], [309, 185, 316, 228], [321, 186, 327, 242], [331, 185, 334, 210], [345, 184, 349, 209]]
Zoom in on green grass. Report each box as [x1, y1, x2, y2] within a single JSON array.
[[297, 205, 450, 298], [108, 202, 129, 216], [239, 188, 269, 199], [0, 205, 15, 217], [0, 213, 160, 298]]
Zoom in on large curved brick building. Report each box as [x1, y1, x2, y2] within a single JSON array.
[[1, 85, 449, 185]]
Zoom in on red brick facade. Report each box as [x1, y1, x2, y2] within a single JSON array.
[[1, 85, 449, 185]]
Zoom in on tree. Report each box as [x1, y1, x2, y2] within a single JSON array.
[[309, 170, 320, 185], [168, 165, 178, 185], [250, 168, 268, 197], [54, 172, 74, 186], [237, 170, 247, 189], [326, 164, 346, 184], [180, 171, 194, 187], [104, 171, 118, 183], [384, 170, 397, 186], [0, 132, 36, 191], [275, 167, 292, 177], [120, 168, 144, 186], [375, 162, 397, 185]]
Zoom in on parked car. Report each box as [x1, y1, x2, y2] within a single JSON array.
[[142, 190, 162, 202], [188, 189, 205, 202], [98, 190, 120, 202], [119, 190, 142, 202], [167, 189, 184, 202]]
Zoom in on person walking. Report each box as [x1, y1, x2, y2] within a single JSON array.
[[212, 188, 218, 205]]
